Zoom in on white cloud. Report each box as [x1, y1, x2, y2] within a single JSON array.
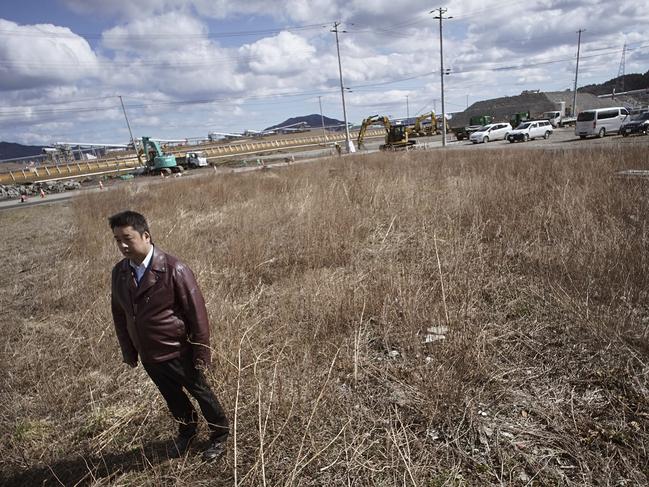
[[0, 19, 99, 91], [63, 0, 182, 18], [99, 13, 248, 97], [101, 12, 208, 53], [1, 0, 648, 145], [239, 31, 316, 76]]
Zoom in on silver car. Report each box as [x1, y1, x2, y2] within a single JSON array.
[[469, 123, 513, 144]]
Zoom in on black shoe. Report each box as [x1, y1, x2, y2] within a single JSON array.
[[202, 439, 226, 462], [169, 432, 197, 458]]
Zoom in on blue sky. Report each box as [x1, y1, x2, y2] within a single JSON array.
[[0, 0, 647, 145]]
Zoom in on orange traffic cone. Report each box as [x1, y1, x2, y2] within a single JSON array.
[[40, 189, 46, 198]]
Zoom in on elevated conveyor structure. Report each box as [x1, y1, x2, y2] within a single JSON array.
[[0, 130, 385, 184]]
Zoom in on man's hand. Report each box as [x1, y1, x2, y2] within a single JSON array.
[[194, 358, 207, 371]]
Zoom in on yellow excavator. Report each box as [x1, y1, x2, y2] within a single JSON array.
[[408, 112, 449, 137], [357, 115, 416, 151]]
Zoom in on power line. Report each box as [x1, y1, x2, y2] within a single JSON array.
[[1, 42, 644, 119], [0, 49, 316, 68], [0, 22, 331, 40], [0, 95, 118, 109], [0, 87, 347, 118]]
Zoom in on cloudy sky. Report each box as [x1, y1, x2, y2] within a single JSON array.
[[0, 0, 647, 145]]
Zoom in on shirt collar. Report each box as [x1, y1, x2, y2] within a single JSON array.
[[129, 245, 154, 271]]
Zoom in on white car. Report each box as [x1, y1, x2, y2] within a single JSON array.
[[469, 123, 512, 144], [507, 120, 553, 143]]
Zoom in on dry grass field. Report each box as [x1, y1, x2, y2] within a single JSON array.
[[1, 144, 649, 486]]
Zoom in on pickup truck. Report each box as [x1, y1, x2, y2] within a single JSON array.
[[178, 151, 209, 168], [542, 110, 576, 128]]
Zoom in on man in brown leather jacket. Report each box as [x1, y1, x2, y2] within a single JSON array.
[[109, 210, 228, 461]]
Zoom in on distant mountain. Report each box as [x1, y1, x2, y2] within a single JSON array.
[[265, 114, 345, 131], [580, 70, 649, 96], [0, 142, 45, 161]]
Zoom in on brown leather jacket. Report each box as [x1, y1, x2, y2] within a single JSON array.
[[111, 247, 212, 366]]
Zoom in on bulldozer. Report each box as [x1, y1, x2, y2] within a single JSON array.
[[140, 137, 183, 175], [357, 115, 416, 151]]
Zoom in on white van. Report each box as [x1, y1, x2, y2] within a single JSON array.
[[575, 107, 630, 139]]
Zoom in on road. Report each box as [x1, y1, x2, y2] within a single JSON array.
[[0, 157, 317, 212], [2, 128, 647, 211]]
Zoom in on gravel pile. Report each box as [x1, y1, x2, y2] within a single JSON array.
[[0, 180, 81, 200]]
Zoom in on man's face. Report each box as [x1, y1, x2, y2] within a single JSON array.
[[113, 225, 151, 263]]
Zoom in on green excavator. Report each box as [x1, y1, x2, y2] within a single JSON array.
[[141, 137, 183, 175]]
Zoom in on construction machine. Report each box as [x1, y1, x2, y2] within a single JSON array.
[[141, 137, 183, 175], [409, 112, 436, 137], [176, 151, 209, 169], [509, 111, 531, 129], [357, 115, 416, 151], [452, 115, 493, 141], [408, 112, 449, 137]]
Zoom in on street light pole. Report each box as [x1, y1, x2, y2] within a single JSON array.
[[406, 95, 410, 120], [332, 21, 353, 153], [432, 7, 452, 147]]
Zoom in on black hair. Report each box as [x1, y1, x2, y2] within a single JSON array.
[[108, 210, 151, 236]]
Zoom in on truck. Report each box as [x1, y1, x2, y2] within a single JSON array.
[[509, 111, 531, 128], [452, 115, 493, 141], [178, 151, 209, 168], [542, 101, 577, 128]]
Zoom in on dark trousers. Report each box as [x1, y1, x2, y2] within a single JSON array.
[[143, 354, 229, 441]]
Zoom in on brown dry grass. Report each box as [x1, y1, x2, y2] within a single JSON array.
[[2, 144, 649, 486]]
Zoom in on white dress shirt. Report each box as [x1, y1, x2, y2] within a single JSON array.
[[129, 245, 154, 284]]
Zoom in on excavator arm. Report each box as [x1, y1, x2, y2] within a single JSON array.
[[409, 112, 440, 137], [357, 115, 416, 150], [357, 115, 391, 149]]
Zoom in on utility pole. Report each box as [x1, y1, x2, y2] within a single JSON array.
[[332, 21, 353, 153], [318, 96, 327, 138], [432, 7, 452, 147], [119, 95, 141, 164], [572, 29, 584, 118], [406, 95, 410, 120], [615, 42, 627, 97]]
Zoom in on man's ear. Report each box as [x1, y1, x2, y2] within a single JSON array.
[[143, 231, 151, 242]]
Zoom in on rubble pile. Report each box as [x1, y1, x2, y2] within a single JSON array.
[[0, 180, 81, 200]]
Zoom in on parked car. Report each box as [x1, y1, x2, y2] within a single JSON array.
[[469, 123, 512, 144], [507, 120, 553, 143], [575, 107, 630, 139], [620, 111, 649, 136]]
